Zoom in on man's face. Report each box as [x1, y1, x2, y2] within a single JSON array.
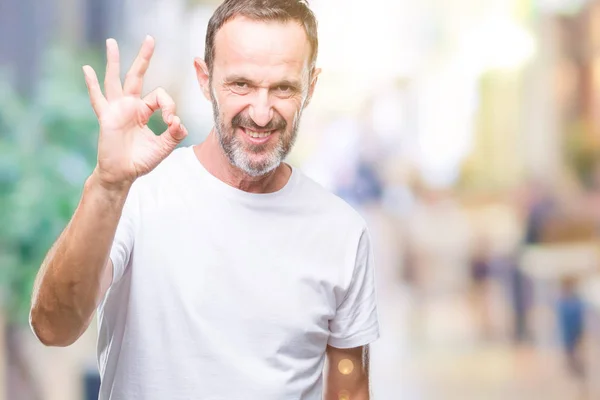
[[203, 17, 318, 176]]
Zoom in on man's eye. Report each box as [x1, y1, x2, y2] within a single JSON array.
[[230, 82, 251, 95], [277, 85, 291, 92]]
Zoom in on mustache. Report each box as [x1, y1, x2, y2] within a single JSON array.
[[231, 112, 287, 131]]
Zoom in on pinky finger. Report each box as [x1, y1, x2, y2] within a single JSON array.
[[82, 65, 108, 117]]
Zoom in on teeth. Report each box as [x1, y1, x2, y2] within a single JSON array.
[[246, 129, 272, 138]]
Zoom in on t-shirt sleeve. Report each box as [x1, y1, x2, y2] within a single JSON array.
[[109, 183, 139, 285], [328, 227, 380, 349]]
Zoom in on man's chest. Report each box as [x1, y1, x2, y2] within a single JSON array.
[[129, 208, 344, 357]]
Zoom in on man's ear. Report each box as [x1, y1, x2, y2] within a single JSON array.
[[305, 67, 321, 108], [194, 57, 211, 101]]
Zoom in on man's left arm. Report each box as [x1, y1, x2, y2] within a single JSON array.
[[325, 227, 379, 399], [324, 345, 371, 400]]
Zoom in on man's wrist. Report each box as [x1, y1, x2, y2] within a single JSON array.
[[85, 169, 132, 206]]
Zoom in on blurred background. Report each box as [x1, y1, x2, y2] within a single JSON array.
[[4, 0, 600, 399]]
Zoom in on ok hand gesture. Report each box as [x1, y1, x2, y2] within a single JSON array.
[[83, 36, 188, 190]]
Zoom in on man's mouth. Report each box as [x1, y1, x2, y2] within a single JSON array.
[[243, 128, 274, 138], [239, 127, 277, 144]]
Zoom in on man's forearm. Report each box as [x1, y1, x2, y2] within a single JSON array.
[[324, 345, 371, 399], [29, 171, 130, 346], [324, 380, 370, 400]]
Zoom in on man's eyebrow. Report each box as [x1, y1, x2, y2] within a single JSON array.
[[270, 79, 302, 89], [222, 75, 302, 90], [223, 75, 254, 84]]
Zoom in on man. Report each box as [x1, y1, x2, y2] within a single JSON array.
[[29, 0, 380, 399]]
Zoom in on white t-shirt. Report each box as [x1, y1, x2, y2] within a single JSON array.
[[97, 145, 380, 400]]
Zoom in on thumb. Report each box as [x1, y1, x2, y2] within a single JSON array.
[[159, 115, 188, 150]]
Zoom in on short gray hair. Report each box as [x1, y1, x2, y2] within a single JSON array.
[[204, 0, 319, 72]]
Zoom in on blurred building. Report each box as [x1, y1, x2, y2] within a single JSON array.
[[0, 0, 125, 96]]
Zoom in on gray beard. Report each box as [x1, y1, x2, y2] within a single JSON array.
[[210, 93, 301, 177]]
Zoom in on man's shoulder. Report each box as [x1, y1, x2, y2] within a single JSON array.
[[294, 170, 367, 232]]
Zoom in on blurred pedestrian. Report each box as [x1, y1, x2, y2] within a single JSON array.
[[557, 276, 585, 378]]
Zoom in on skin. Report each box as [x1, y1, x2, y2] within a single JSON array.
[[29, 36, 187, 347], [194, 17, 317, 193], [30, 16, 371, 399], [325, 345, 371, 399]]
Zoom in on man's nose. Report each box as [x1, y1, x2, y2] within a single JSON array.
[[248, 89, 274, 128]]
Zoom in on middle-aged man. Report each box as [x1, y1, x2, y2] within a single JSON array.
[[30, 0, 380, 398]]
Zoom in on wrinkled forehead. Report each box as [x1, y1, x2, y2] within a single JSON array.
[[212, 16, 312, 84]]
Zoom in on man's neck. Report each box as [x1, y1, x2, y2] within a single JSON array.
[[193, 129, 292, 194]]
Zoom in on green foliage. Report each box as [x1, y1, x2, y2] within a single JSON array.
[[0, 45, 167, 324], [0, 47, 97, 324]]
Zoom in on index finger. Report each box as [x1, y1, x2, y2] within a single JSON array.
[[123, 35, 155, 97], [141, 87, 176, 124]]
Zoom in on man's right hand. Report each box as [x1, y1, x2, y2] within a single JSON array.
[[83, 35, 188, 191]]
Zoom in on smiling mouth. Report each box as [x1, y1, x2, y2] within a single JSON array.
[[239, 127, 278, 144], [242, 128, 274, 138]]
